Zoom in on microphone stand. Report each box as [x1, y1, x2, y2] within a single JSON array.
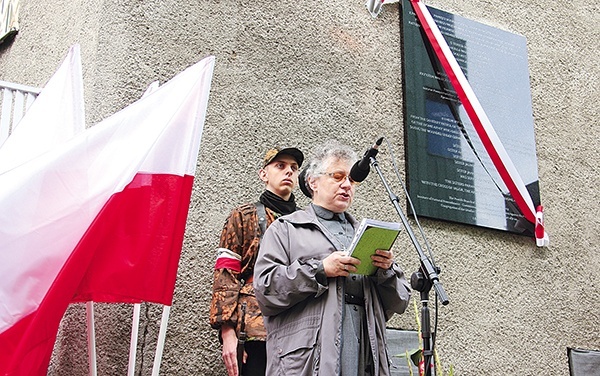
[[369, 155, 449, 376]]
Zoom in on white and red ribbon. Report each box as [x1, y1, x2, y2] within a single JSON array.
[[535, 205, 549, 247], [409, 0, 549, 246]]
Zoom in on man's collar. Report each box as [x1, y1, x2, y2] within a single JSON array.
[[311, 203, 346, 221]]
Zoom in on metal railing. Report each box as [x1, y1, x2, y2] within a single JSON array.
[[0, 79, 41, 145]]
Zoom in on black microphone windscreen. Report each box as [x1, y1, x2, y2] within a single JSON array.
[[349, 160, 369, 183]]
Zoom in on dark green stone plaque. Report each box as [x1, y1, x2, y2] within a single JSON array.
[[401, 0, 540, 235]]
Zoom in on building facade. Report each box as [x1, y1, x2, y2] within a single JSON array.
[[0, 0, 598, 374]]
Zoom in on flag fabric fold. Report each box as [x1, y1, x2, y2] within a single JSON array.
[[0, 44, 85, 174], [0, 55, 215, 375]]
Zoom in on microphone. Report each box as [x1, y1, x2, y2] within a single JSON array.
[[350, 137, 383, 183]]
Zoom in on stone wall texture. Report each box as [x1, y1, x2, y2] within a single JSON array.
[[0, 0, 598, 374]]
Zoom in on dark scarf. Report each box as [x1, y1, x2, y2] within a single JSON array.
[[259, 190, 298, 216]]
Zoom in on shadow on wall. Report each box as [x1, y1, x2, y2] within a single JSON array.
[[568, 347, 600, 376], [387, 328, 420, 375]]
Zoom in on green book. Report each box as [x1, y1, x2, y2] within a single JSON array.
[[347, 218, 402, 276]]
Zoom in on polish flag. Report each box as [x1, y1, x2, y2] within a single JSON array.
[[0, 44, 85, 173], [0, 55, 215, 375]]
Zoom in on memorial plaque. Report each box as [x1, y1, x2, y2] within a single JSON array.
[[401, 0, 540, 235]]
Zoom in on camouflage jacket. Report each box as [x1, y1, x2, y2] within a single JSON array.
[[209, 202, 275, 341]]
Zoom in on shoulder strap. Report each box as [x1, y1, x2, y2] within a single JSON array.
[[255, 202, 267, 238], [238, 203, 268, 285]]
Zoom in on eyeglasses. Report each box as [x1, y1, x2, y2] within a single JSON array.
[[320, 171, 359, 185]]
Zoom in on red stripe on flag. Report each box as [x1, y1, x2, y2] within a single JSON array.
[[0, 172, 193, 375], [0, 218, 99, 375], [73, 173, 193, 305]]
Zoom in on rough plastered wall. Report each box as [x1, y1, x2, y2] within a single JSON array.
[[0, 0, 597, 374]]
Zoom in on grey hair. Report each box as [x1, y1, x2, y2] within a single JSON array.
[[304, 140, 358, 182]]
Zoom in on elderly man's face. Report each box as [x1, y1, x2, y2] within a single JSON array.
[[310, 157, 356, 213]]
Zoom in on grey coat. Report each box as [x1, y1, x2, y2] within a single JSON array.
[[254, 205, 411, 376]]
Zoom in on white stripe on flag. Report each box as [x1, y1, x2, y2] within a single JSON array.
[[0, 44, 85, 174]]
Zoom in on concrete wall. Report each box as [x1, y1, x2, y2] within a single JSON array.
[[0, 0, 598, 374]]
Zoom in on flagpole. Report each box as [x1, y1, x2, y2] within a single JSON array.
[[151, 305, 171, 376], [86, 301, 98, 376], [127, 303, 142, 375]]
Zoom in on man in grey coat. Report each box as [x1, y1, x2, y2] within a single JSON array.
[[254, 140, 411, 376]]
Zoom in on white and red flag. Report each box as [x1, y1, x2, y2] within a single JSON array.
[[0, 55, 215, 375]]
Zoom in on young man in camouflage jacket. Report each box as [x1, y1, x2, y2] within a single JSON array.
[[209, 146, 304, 376]]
